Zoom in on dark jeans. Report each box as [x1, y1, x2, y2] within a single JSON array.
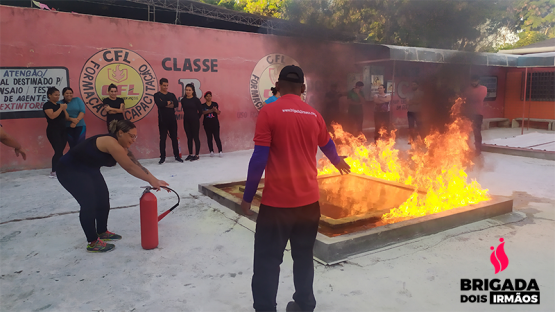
[[407, 111, 420, 141], [204, 122, 222, 153], [252, 202, 320, 312], [374, 111, 390, 142], [67, 126, 86, 149], [159, 118, 179, 158], [348, 105, 363, 135], [183, 119, 201, 155], [46, 126, 67, 172], [57, 161, 110, 243], [472, 114, 483, 155]]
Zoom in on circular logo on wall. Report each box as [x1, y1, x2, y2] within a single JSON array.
[[79, 48, 158, 123], [249, 54, 307, 111]]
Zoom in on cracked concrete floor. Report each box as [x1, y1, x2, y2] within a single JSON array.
[[1, 147, 554, 312]]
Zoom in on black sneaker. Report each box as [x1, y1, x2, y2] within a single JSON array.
[[286, 301, 310, 312], [86, 239, 115, 253], [175, 157, 184, 163], [185, 155, 193, 161], [159, 157, 165, 164], [190, 155, 199, 161]]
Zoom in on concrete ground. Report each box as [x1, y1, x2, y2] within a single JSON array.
[[1, 128, 554, 312]]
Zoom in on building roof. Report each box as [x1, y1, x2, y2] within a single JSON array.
[[356, 44, 553, 68], [497, 38, 555, 55]]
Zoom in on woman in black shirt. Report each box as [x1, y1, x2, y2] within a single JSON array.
[[180, 83, 203, 161], [43, 87, 68, 178], [202, 91, 222, 157], [57, 120, 168, 253], [103, 84, 126, 131]]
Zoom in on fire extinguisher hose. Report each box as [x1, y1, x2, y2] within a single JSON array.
[[157, 186, 180, 221]]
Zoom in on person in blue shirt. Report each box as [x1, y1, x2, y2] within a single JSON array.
[[263, 87, 280, 106], [59, 87, 86, 148]]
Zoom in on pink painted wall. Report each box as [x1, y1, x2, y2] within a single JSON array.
[[0, 5, 358, 171]]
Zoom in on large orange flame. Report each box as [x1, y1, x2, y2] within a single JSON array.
[[317, 98, 490, 223]]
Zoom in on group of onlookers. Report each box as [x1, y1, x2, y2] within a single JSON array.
[[41, 79, 224, 176], [323, 75, 487, 155]]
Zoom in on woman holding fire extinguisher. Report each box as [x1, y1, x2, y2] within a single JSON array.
[[56, 120, 168, 253]]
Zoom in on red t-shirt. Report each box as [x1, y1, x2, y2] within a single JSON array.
[[254, 94, 331, 208], [463, 85, 487, 115]]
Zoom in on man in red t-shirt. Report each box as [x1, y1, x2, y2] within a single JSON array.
[[462, 75, 488, 156], [241, 65, 350, 312]]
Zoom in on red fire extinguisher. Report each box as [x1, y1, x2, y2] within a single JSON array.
[[139, 186, 180, 250], [140, 188, 159, 250]]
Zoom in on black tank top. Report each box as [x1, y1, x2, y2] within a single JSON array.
[[61, 134, 117, 168]]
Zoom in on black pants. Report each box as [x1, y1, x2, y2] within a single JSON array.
[[46, 126, 67, 172], [183, 119, 201, 155], [67, 126, 86, 149], [252, 202, 320, 312], [374, 111, 391, 142], [159, 118, 179, 158], [204, 122, 222, 153], [57, 161, 110, 243], [472, 114, 483, 155], [348, 105, 363, 134], [407, 111, 420, 141]]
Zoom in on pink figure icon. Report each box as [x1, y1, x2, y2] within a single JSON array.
[[490, 238, 509, 274]]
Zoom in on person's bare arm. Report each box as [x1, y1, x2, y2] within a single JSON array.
[[44, 105, 66, 119], [100, 137, 167, 189], [0, 127, 26, 160]]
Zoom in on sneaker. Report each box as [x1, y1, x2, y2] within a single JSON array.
[[190, 155, 199, 161], [159, 157, 165, 164], [286, 301, 310, 312], [219, 152, 223, 158], [97, 230, 122, 241], [86, 239, 115, 253], [175, 157, 184, 163], [49, 172, 56, 178], [185, 155, 193, 161], [210, 151, 214, 157]]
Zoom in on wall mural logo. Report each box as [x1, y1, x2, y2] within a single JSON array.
[[459, 238, 540, 305], [79, 48, 158, 123], [249, 54, 306, 111], [490, 237, 509, 274]]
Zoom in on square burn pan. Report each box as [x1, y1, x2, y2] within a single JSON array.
[[199, 174, 513, 264]]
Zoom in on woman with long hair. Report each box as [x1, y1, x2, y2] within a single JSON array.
[[43, 87, 68, 178], [59, 87, 86, 148], [57, 120, 168, 253], [180, 83, 203, 161], [202, 91, 222, 157]]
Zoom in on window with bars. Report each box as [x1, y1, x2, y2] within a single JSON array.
[[522, 71, 555, 101]]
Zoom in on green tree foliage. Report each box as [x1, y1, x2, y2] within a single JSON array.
[[206, 0, 553, 50]]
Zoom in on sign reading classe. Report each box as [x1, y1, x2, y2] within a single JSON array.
[[0, 67, 69, 119]]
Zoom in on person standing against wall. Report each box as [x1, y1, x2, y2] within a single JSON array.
[[346, 81, 366, 135], [154, 78, 182, 164], [202, 91, 223, 157], [57, 120, 168, 253], [407, 81, 424, 143], [462, 75, 488, 156], [43, 87, 68, 178], [263, 87, 280, 106], [59, 87, 86, 148], [241, 65, 351, 312], [373, 84, 392, 142], [323, 82, 345, 131], [103, 84, 125, 132], [181, 83, 203, 161]]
